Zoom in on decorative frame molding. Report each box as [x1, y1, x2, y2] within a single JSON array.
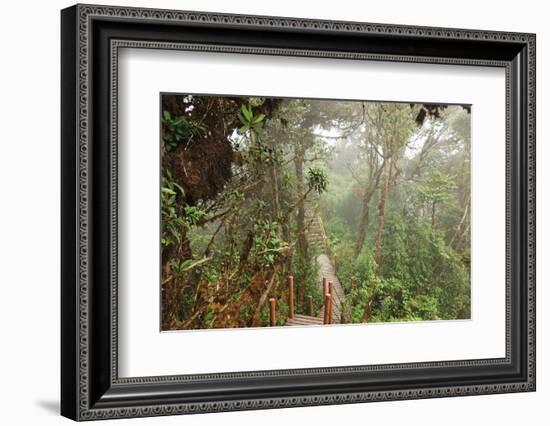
[[61, 4, 535, 421]]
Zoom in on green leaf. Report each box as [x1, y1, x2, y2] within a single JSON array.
[[172, 182, 185, 196], [241, 104, 253, 121], [252, 113, 265, 124], [180, 259, 193, 270]]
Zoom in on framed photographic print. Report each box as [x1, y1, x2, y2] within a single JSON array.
[[61, 4, 536, 421]]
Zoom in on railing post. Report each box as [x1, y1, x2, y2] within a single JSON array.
[[328, 281, 333, 296], [327, 291, 333, 325], [324, 293, 330, 324], [322, 277, 328, 296], [288, 275, 295, 320], [307, 295, 313, 316], [269, 298, 276, 326], [324, 296, 328, 324]]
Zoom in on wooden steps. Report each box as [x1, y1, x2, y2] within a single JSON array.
[[285, 314, 324, 326], [283, 253, 348, 326], [305, 214, 325, 251], [280, 197, 351, 327]]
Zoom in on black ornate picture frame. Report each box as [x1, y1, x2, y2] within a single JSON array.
[[61, 4, 536, 421]]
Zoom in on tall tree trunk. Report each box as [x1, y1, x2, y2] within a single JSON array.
[[374, 158, 392, 274], [269, 164, 280, 218], [353, 166, 383, 257], [294, 145, 307, 309], [354, 200, 370, 257], [294, 150, 307, 260], [449, 193, 470, 248]]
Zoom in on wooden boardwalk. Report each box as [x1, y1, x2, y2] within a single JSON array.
[[285, 314, 323, 326], [285, 208, 347, 326], [286, 254, 345, 326], [316, 254, 346, 323]]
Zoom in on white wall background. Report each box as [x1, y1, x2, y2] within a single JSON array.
[[0, 0, 546, 424]]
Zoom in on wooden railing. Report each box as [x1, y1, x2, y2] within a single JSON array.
[[268, 274, 337, 326]]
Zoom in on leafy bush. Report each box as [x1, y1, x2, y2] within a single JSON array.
[[331, 213, 470, 323], [161, 110, 206, 151]]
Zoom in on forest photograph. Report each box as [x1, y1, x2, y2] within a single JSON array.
[[160, 93, 471, 331]]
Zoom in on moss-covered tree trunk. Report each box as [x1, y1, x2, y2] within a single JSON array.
[[374, 158, 392, 274], [294, 143, 307, 309], [354, 169, 383, 257]]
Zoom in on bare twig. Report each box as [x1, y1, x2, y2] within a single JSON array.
[[181, 256, 213, 272], [250, 264, 282, 327]]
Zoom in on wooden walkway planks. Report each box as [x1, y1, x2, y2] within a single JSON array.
[[284, 244, 347, 326], [316, 254, 346, 323], [283, 199, 349, 326], [285, 314, 324, 326]]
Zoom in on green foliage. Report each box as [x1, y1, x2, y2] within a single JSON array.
[[237, 103, 282, 167], [160, 170, 206, 248], [417, 170, 457, 205], [378, 215, 470, 320], [292, 249, 322, 315], [258, 300, 289, 327], [252, 221, 287, 267], [333, 244, 377, 322], [321, 173, 361, 233], [161, 110, 206, 151], [307, 167, 329, 194], [416, 170, 458, 227], [161, 170, 186, 247], [183, 205, 204, 226], [238, 104, 266, 134], [331, 211, 470, 323], [325, 216, 352, 249], [169, 258, 194, 276]]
